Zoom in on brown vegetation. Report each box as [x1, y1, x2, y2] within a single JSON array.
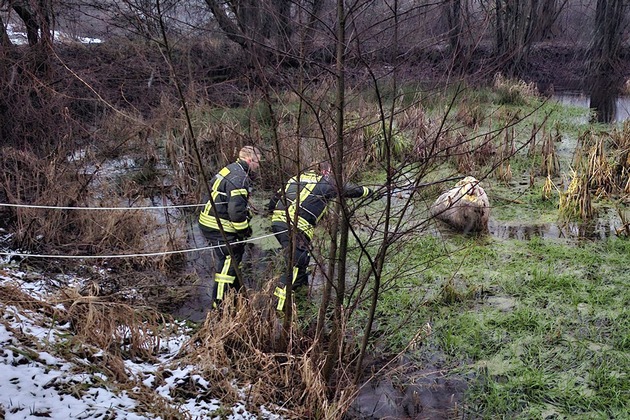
[[2, 2, 629, 417]]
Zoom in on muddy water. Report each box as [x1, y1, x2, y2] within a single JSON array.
[[171, 221, 215, 322], [348, 360, 467, 419], [172, 213, 282, 322]]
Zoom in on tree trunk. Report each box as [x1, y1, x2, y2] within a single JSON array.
[[0, 14, 11, 47], [322, 0, 346, 386], [204, 0, 294, 58], [12, 1, 40, 46], [588, 0, 626, 123], [589, 0, 626, 77], [445, 0, 476, 73], [446, 0, 462, 53], [493, 0, 567, 75]]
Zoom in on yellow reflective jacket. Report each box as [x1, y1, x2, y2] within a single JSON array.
[[269, 171, 370, 239], [199, 160, 253, 236]]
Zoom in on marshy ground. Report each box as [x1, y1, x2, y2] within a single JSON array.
[[1, 47, 628, 418]]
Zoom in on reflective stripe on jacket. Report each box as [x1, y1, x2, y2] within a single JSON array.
[[198, 160, 252, 235], [270, 171, 370, 239]]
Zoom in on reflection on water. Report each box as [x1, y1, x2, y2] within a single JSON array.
[[554, 91, 630, 124], [589, 76, 620, 123], [488, 219, 620, 240]]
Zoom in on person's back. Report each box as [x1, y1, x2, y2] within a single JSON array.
[[269, 161, 370, 239], [199, 159, 253, 238], [268, 161, 372, 311], [198, 146, 261, 308]]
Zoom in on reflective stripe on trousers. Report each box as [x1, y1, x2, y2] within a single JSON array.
[[274, 266, 299, 311], [215, 255, 234, 302]]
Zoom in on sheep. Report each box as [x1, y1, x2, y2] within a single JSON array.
[[430, 176, 490, 233]]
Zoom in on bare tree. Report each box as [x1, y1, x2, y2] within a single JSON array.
[[203, 0, 295, 57], [588, 0, 626, 76], [444, 0, 482, 73], [489, 0, 568, 74], [587, 0, 627, 122], [3, 0, 53, 46]]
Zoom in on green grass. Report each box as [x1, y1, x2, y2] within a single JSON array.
[[361, 232, 629, 418], [329, 79, 629, 418]]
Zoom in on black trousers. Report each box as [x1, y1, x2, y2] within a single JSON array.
[[202, 231, 245, 306], [271, 222, 311, 288]]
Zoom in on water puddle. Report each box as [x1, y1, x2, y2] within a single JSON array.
[[553, 91, 630, 124], [348, 369, 466, 419], [346, 351, 467, 420], [488, 217, 622, 240], [485, 295, 518, 312], [171, 222, 214, 322]]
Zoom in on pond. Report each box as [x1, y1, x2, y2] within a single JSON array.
[[553, 91, 630, 123], [488, 216, 621, 241]]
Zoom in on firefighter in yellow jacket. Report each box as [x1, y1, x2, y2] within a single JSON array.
[[198, 146, 261, 308], [267, 161, 373, 311]]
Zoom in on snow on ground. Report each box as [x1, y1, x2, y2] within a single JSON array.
[[5, 22, 103, 45], [0, 252, 281, 419]]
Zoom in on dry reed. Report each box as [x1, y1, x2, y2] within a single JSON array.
[[559, 170, 593, 221], [174, 285, 352, 419], [57, 285, 170, 361], [541, 130, 560, 177]]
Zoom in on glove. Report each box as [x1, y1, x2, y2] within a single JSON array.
[[265, 199, 275, 213], [266, 193, 280, 214]]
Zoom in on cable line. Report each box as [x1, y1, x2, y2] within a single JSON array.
[[0, 230, 286, 260], [0, 202, 204, 211]]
